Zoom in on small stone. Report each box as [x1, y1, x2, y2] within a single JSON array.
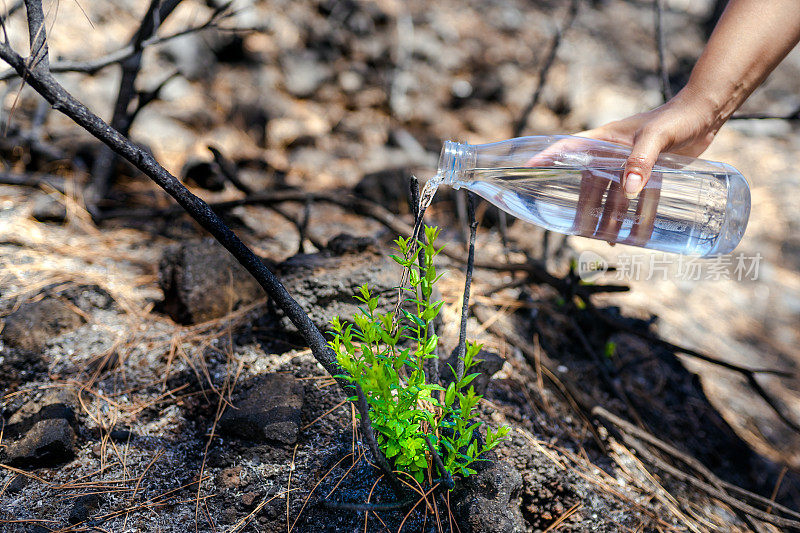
[[158, 239, 268, 324], [281, 51, 331, 98], [2, 297, 85, 352], [6, 418, 76, 467], [6, 474, 29, 493], [30, 194, 67, 223], [68, 494, 102, 525], [451, 459, 525, 533], [218, 373, 304, 445], [3, 389, 77, 467], [325, 233, 378, 255], [220, 465, 243, 488], [241, 491, 259, 507]]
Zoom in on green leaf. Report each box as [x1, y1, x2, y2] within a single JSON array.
[[445, 382, 456, 406], [458, 372, 481, 391], [604, 341, 616, 359]]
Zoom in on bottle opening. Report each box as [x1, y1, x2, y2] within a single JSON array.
[[437, 140, 474, 187]]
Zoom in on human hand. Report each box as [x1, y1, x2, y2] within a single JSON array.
[[578, 89, 719, 199]]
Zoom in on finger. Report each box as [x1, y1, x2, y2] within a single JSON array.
[[572, 169, 609, 236], [625, 183, 661, 247], [596, 177, 629, 242], [623, 130, 665, 200]]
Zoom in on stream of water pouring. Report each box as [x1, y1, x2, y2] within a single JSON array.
[[391, 174, 444, 329]]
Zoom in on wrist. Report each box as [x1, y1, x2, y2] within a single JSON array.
[[669, 84, 730, 133]]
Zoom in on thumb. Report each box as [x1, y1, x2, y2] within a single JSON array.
[[623, 131, 664, 199]]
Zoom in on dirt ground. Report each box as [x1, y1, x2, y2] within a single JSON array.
[[1, 0, 799, 531]]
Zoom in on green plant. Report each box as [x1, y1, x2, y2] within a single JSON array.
[[329, 226, 509, 485]]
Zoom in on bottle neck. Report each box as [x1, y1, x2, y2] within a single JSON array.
[[438, 140, 476, 188]]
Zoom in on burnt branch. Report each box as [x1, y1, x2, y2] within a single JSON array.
[[455, 192, 477, 382], [127, 70, 180, 125], [356, 386, 404, 495], [730, 107, 800, 121], [424, 435, 454, 490], [512, 0, 578, 137], [0, 2, 233, 81], [86, 0, 184, 211], [653, 0, 672, 102]]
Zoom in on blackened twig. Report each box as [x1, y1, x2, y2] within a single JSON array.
[[356, 385, 403, 495], [0, 2, 234, 81], [654, 0, 672, 102], [455, 192, 477, 383], [127, 70, 180, 125], [512, 0, 579, 137], [208, 146, 253, 194], [730, 107, 800, 121], [321, 497, 416, 511], [210, 146, 321, 252], [87, 0, 183, 212], [424, 435, 454, 490]]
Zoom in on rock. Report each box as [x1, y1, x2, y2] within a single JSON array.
[[60, 284, 116, 312], [324, 233, 378, 255], [220, 465, 244, 488], [30, 194, 67, 223], [281, 51, 331, 98], [5, 474, 29, 493], [158, 239, 268, 324], [218, 373, 304, 445], [6, 417, 75, 467], [441, 348, 505, 396], [451, 459, 525, 533], [1, 297, 84, 352], [3, 389, 78, 467], [68, 494, 102, 525], [241, 491, 259, 507], [277, 235, 403, 329]]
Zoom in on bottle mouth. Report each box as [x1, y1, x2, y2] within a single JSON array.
[[437, 140, 474, 187]]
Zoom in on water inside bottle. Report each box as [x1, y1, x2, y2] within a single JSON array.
[[457, 166, 729, 255]]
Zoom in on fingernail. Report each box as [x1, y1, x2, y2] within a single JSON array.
[[624, 172, 642, 199]]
